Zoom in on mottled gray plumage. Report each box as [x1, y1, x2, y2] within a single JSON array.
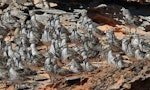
[[114, 54, 123, 68], [82, 61, 97, 72], [135, 49, 146, 60], [107, 50, 115, 65], [53, 64, 72, 76], [107, 50, 123, 68], [67, 59, 83, 73], [9, 67, 24, 83], [106, 29, 122, 51], [69, 28, 81, 43], [131, 34, 140, 49], [145, 52, 150, 60], [122, 36, 135, 56], [139, 38, 150, 53], [0, 65, 8, 79]]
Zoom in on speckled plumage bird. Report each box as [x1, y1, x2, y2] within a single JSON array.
[[131, 34, 140, 49], [44, 58, 61, 83], [20, 27, 28, 35], [61, 45, 73, 63], [139, 38, 150, 53], [107, 50, 123, 68], [14, 23, 26, 46], [122, 36, 135, 57], [9, 66, 24, 89], [121, 7, 133, 23], [29, 43, 44, 66], [107, 50, 115, 65], [8, 62, 36, 89], [0, 19, 7, 29], [69, 28, 81, 43], [30, 43, 39, 56], [126, 42, 135, 57], [82, 61, 97, 72], [145, 52, 150, 60], [135, 49, 146, 60], [54, 16, 61, 28], [0, 20, 8, 33], [53, 64, 72, 76], [2, 6, 16, 24], [0, 65, 8, 80], [49, 39, 56, 55], [28, 30, 41, 44], [114, 54, 123, 68], [18, 47, 26, 60], [41, 29, 51, 42], [7, 45, 14, 58], [67, 59, 83, 73], [18, 61, 25, 69], [0, 35, 5, 50], [106, 29, 122, 51], [45, 57, 56, 66], [83, 41, 90, 51], [80, 49, 88, 60], [59, 38, 67, 48], [30, 11, 44, 29], [44, 59, 54, 76], [9, 67, 20, 81]]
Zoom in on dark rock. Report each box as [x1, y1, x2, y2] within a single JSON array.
[[145, 25, 150, 32], [87, 5, 123, 26]]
